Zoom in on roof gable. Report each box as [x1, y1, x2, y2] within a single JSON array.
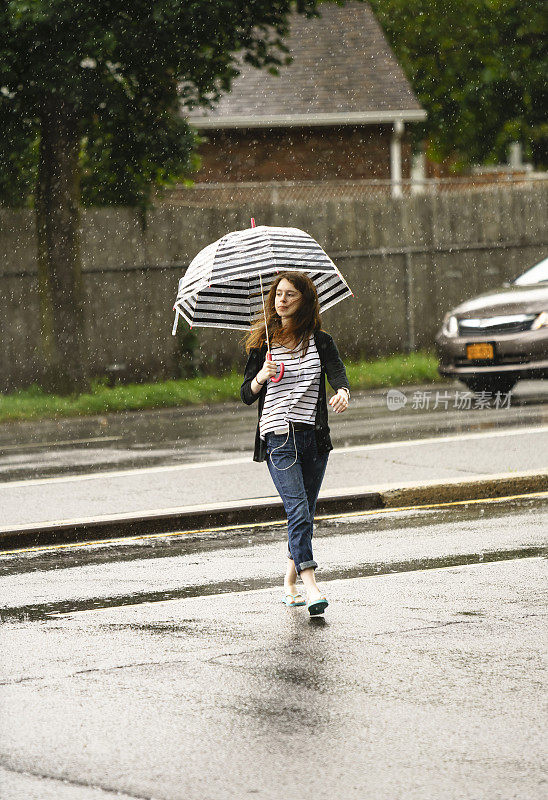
[[188, 2, 425, 128]]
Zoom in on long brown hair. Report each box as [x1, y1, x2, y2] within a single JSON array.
[[242, 271, 323, 356]]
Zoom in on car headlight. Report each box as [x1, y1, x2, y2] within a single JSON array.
[[442, 314, 459, 337], [531, 311, 548, 330]]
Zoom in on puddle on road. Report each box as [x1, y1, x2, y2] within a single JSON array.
[[0, 547, 544, 624]]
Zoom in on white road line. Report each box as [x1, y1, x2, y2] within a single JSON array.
[[0, 424, 546, 490]]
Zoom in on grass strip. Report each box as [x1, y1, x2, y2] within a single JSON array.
[[0, 350, 445, 422]]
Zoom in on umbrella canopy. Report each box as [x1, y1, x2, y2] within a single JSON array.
[[172, 225, 353, 334]]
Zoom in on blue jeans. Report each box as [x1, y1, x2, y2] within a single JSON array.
[[265, 424, 329, 574]]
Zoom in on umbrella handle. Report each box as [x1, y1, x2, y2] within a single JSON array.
[[267, 352, 284, 382]]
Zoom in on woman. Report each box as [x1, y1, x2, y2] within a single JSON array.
[[240, 271, 350, 616]]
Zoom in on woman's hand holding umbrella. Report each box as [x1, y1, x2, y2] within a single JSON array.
[[256, 357, 279, 385], [265, 352, 284, 383]]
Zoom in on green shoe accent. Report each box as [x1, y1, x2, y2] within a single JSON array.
[[307, 596, 328, 616], [282, 593, 306, 607]]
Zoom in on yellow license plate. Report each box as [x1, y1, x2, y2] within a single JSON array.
[[466, 343, 494, 360]]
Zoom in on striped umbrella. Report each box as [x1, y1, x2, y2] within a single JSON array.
[[172, 223, 353, 335]]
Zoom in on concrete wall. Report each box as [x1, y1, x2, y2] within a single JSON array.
[[1, 185, 547, 390]]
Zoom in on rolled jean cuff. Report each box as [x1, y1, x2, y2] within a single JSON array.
[[298, 559, 318, 573]]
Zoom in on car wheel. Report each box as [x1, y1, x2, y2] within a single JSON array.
[[461, 376, 517, 395]]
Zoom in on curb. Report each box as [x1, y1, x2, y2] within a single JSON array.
[[378, 470, 548, 508], [0, 470, 546, 551], [0, 489, 383, 550]]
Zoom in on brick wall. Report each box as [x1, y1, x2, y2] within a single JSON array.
[[193, 124, 413, 182]]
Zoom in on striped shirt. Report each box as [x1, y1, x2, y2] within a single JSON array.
[[259, 334, 321, 440]]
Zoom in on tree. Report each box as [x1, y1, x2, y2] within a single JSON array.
[[368, 0, 547, 169], [0, 0, 328, 393]]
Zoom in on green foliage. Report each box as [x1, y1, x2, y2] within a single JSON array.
[[0, 350, 442, 422], [368, 0, 547, 168], [0, 0, 328, 206], [80, 105, 198, 209], [0, 102, 38, 206], [175, 325, 201, 379], [345, 350, 438, 388], [1, 0, 546, 196]]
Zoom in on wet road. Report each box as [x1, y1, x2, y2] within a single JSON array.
[[1, 494, 546, 799], [2, 380, 548, 530], [1, 380, 547, 482]]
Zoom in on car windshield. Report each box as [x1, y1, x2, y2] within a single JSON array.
[[512, 256, 548, 285]]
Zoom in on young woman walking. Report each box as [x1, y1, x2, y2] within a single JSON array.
[[240, 271, 350, 615]]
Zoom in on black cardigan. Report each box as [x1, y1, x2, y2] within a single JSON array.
[[240, 329, 351, 462]]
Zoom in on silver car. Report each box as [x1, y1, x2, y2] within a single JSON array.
[[435, 255, 548, 394]]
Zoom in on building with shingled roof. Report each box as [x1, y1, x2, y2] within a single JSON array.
[[185, 2, 426, 197]]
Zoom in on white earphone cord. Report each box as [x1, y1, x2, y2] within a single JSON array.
[[269, 420, 298, 471], [268, 344, 303, 471]]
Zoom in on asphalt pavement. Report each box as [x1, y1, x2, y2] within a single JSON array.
[[1, 381, 546, 799], [0, 379, 547, 545], [0, 494, 546, 799]]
